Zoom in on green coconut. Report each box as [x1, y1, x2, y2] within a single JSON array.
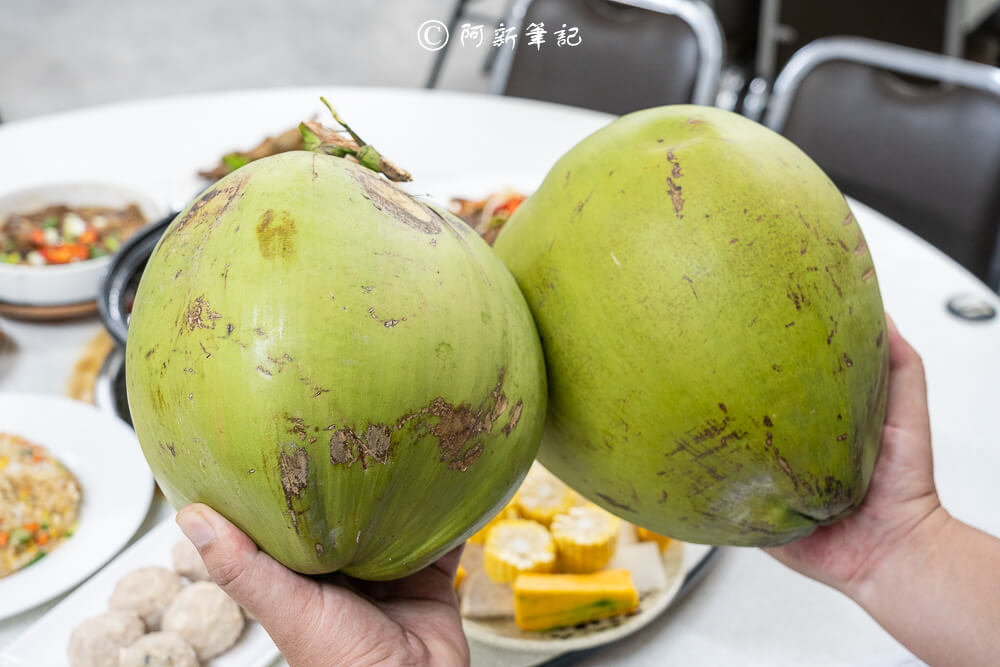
[[493, 105, 889, 547], [125, 150, 546, 578]]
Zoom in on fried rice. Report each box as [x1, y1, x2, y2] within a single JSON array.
[[0, 432, 82, 578]]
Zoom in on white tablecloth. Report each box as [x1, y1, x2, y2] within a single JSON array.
[[1, 87, 998, 666]]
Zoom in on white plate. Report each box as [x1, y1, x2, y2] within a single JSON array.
[[0, 183, 164, 306], [0, 515, 281, 667], [0, 394, 154, 619], [463, 541, 713, 653]]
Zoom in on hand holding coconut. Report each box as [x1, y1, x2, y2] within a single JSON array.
[[769, 319, 1000, 667], [491, 105, 1000, 664], [176, 505, 469, 666]]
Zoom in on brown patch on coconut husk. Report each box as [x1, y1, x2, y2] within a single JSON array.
[[351, 168, 440, 235], [279, 446, 310, 533], [170, 172, 249, 239], [666, 177, 684, 218], [326, 369, 520, 472], [256, 209, 297, 260], [181, 296, 222, 334]]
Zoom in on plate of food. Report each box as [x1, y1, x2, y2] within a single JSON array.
[[406, 181, 720, 651], [457, 463, 715, 653], [0, 515, 280, 667], [0, 183, 163, 307], [0, 394, 154, 620]]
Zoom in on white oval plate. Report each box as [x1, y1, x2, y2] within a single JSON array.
[[0, 183, 164, 306], [0, 394, 154, 619], [463, 540, 711, 653], [0, 516, 280, 667]]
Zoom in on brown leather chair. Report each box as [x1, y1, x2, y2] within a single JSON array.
[[765, 37, 1000, 290], [490, 0, 724, 114]]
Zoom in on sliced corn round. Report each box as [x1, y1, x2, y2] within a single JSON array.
[[514, 465, 577, 526], [550, 505, 620, 573], [483, 519, 556, 583], [467, 500, 520, 545]]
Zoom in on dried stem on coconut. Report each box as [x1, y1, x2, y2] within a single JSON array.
[[199, 96, 411, 183], [299, 97, 411, 182]]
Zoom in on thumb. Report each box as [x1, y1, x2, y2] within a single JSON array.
[[883, 314, 930, 435], [175, 504, 323, 647]]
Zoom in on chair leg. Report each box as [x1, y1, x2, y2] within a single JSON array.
[[425, 0, 473, 88], [481, 0, 518, 76]]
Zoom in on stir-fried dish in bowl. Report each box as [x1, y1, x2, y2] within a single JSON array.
[[1, 203, 147, 266], [0, 183, 163, 306]]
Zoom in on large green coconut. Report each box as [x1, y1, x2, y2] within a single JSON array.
[[493, 105, 889, 547], [126, 151, 546, 578]]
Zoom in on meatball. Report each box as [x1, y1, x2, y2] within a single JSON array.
[[67, 609, 144, 667], [109, 566, 183, 629], [119, 631, 200, 667], [161, 581, 245, 660], [171, 538, 210, 582]]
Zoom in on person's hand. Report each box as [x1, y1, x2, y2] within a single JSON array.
[[175, 504, 469, 667], [766, 315, 949, 597]]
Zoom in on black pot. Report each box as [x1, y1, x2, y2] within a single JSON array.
[[95, 211, 177, 424], [97, 211, 176, 347]]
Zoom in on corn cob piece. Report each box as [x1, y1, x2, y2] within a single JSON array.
[[483, 519, 556, 583], [514, 465, 577, 526], [454, 565, 467, 591], [513, 569, 639, 631], [635, 526, 672, 552], [550, 506, 620, 573], [467, 500, 520, 545]]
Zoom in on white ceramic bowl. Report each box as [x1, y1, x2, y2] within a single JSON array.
[[0, 183, 164, 306]]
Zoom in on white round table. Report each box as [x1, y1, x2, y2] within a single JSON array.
[[1, 87, 998, 667]]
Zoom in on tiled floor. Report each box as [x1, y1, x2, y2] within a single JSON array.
[[0, 0, 507, 122]]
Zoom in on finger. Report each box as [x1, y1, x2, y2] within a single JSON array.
[[883, 314, 930, 434], [175, 504, 324, 645], [359, 544, 465, 606], [432, 543, 465, 580]]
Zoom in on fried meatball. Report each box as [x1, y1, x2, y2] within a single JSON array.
[[119, 631, 200, 667], [109, 566, 183, 629], [171, 538, 210, 582], [161, 581, 244, 660], [67, 609, 144, 667]]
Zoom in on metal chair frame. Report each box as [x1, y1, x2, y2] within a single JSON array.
[[488, 0, 725, 107], [764, 35, 1000, 132], [763, 35, 1000, 291]]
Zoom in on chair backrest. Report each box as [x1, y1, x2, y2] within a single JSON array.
[[765, 36, 1000, 288], [489, 0, 724, 114]]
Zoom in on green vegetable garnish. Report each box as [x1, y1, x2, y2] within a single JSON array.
[[222, 153, 251, 171]]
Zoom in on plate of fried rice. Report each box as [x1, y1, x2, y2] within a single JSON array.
[[0, 394, 153, 619]]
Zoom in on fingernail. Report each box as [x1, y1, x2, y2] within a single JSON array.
[[177, 508, 216, 548]]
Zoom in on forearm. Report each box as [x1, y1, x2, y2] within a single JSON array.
[[846, 509, 1000, 667]]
